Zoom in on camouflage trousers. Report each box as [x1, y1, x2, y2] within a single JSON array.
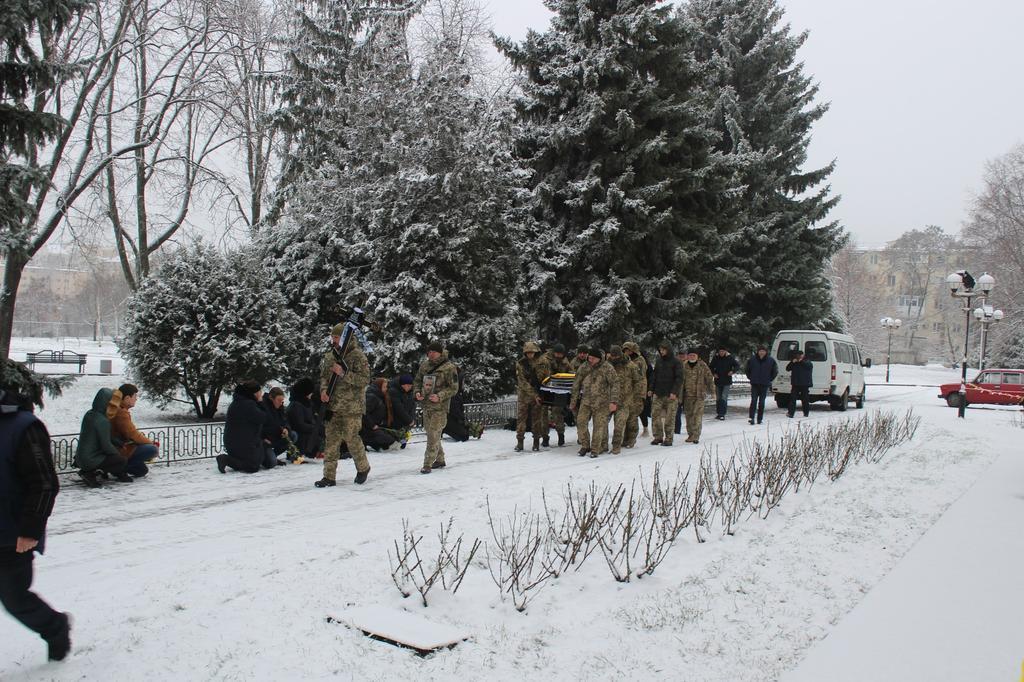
[[423, 409, 448, 468], [577, 403, 610, 453], [609, 405, 628, 453], [683, 397, 706, 440], [323, 413, 369, 480], [541, 404, 565, 436], [621, 402, 642, 448], [516, 396, 542, 438], [651, 396, 678, 443]]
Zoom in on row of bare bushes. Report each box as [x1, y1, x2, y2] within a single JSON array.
[[389, 410, 920, 611]]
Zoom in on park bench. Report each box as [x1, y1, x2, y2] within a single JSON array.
[[26, 350, 88, 373]]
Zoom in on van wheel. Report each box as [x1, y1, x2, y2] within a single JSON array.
[[830, 389, 849, 411], [945, 393, 965, 409], [775, 394, 790, 409], [855, 389, 865, 409]]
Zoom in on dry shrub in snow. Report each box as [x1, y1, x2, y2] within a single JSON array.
[[389, 518, 480, 607]]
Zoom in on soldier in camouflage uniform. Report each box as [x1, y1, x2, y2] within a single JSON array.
[[680, 348, 715, 444], [515, 341, 550, 452], [315, 322, 372, 488], [540, 343, 571, 447], [570, 347, 590, 373], [414, 341, 460, 473], [621, 341, 647, 448], [607, 346, 640, 454], [569, 348, 620, 458]]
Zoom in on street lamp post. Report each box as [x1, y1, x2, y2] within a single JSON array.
[[973, 304, 1005, 371], [946, 271, 996, 419], [880, 317, 902, 383]]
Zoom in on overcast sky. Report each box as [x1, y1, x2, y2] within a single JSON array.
[[484, 0, 1024, 247]]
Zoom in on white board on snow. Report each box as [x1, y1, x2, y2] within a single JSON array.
[[330, 605, 470, 654]]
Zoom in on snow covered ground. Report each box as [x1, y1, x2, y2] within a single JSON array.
[[2, 361, 1021, 681]]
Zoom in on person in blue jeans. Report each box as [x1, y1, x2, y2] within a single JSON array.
[[709, 346, 740, 420], [107, 384, 160, 477], [745, 346, 779, 424], [786, 351, 814, 418]]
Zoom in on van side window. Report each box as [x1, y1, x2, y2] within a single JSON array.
[[1003, 373, 1021, 385], [777, 340, 800, 361], [851, 346, 862, 365], [838, 343, 851, 364], [805, 341, 827, 362]]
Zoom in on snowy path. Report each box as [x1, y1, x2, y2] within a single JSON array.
[[1, 384, 1017, 681], [784, 445, 1024, 682]]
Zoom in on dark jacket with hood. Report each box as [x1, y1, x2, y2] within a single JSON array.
[[224, 387, 267, 466], [74, 388, 122, 471], [651, 346, 683, 397], [287, 379, 317, 456], [1, 392, 58, 558], [363, 381, 388, 432], [387, 377, 416, 429]]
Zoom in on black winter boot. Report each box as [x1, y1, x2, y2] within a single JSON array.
[[354, 468, 370, 485], [578, 447, 590, 457], [114, 472, 133, 483], [47, 613, 72, 661], [514, 436, 524, 452], [557, 432, 565, 447], [314, 477, 336, 488], [532, 437, 541, 452], [78, 470, 101, 488], [541, 435, 550, 447], [216, 455, 227, 474]]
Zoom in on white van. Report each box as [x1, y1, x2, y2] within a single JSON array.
[[770, 330, 871, 411]]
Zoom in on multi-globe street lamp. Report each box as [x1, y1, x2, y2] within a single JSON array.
[[946, 271, 995, 418], [973, 304, 1005, 371], [880, 316, 902, 383]]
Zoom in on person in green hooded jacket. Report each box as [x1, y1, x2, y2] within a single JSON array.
[[73, 388, 131, 487]]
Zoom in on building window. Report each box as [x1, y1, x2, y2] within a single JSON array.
[[870, 254, 879, 265], [932, 322, 943, 332], [887, 274, 896, 286], [896, 294, 920, 308]]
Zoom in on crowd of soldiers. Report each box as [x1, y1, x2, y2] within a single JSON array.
[[516, 341, 720, 458]]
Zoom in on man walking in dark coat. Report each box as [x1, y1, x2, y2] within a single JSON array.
[[745, 346, 778, 424], [649, 342, 682, 445], [709, 346, 740, 420], [786, 350, 814, 418], [0, 388, 71, 662], [217, 382, 269, 473]]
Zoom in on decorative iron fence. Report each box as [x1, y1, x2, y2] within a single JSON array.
[[51, 400, 520, 476]]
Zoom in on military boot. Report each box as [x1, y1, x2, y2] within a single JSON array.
[[557, 432, 565, 447], [514, 436, 524, 452], [541, 435, 550, 447], [532, 437, 541, 452]]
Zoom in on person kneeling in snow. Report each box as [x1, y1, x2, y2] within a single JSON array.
[[361, 378, 398, 452], [261, 387, 294, 465], [74, 388, 132, 487], [217, 382, 269, 474], [107, 384, 159, 478]]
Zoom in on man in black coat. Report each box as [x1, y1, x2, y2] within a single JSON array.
[[261, 387, 293, 465], [217, 382, 269, 473], [387, 374, 417, 436], [0, 388, 70, 662], [745, 345, 779, 425], [361, 380, 397, 452], [649, 341, 683, 445], [786, 350, 814, 418], [709, 346, 741, 421], [287, 378, 318, 459]]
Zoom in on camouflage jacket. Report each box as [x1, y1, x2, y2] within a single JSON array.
[[609, 356, 642, 408], [544, 350, 572, 376], [681, 359, 715, 400], [516, 354, 551, 400], [320, 343, 371, 416], [628, 354, 648, 402], [570, 355, 589, 373], [414, 351, 460, 414], [570, 359, 620, 409]]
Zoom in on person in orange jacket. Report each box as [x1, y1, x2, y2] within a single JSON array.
[[106, 384, 160, 478]]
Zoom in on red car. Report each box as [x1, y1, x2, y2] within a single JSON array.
[[938, 369, 1024, 408]]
